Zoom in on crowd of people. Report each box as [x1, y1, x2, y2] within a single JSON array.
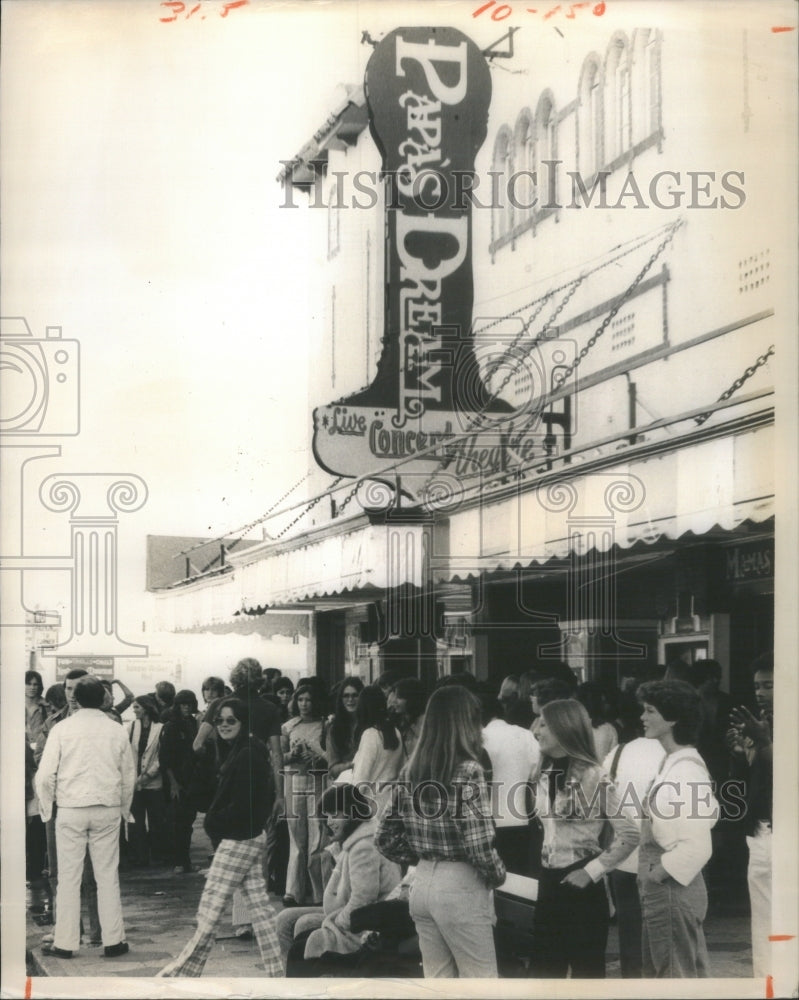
[[24, 651, 774, 980]]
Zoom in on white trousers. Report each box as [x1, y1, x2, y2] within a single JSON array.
[[747, 825, 772, 979], [409, 859, 497, 978], [54, 805, 125, 952]]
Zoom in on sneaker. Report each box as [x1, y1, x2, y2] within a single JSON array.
[[41, 943, 73, 959], [103, 941, 130, 958], [281, 895, 299, 908], [173, 864, 197, 874]]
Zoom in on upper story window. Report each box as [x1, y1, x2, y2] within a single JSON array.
[[513, 109, 535, 220], [605, 32, 631, 164], [632, 28, 662, 144], [535, 91, 557, 199], [578, 55, 603, 177], [491, 125, 514, 244]]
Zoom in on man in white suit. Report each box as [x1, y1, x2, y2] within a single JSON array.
[[36, 674, 136, 959]]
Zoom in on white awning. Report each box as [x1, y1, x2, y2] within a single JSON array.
[[441, 424, 774, 580], [231, 520, 427, 609]]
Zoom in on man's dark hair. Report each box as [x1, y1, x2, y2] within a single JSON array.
[[65, 668, 89, 681], [230, 658, 263, 692], [531, 677, 574, 707], [637, 679, 704, 746], [749, 651, 774, 676], [692, 658, 723, 687], [74, 675, 106, 709], [155, 681, 176, 705]]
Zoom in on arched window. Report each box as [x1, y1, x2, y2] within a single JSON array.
[[578, 54, 603, 177], [491, 125, 514, 244], [631, 28, 662, 144], [512, 109, 535, 221], [535, 91, 557, 208], [605, 32, 631, 162]]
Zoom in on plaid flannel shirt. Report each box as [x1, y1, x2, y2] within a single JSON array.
[[375, 758, 506, 889]]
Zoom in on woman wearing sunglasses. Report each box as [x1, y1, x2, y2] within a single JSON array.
[[158, 697, 281, 978]]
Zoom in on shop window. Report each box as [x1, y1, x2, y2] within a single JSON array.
[[578, 54, 603, 178]]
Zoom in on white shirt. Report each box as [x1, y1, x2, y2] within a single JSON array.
[[35, 707, 136, 822], [482, 718, 541, 827], [602, 738, 666, 874], [352, 727, 405, 789], [646, 746, 719, 886]]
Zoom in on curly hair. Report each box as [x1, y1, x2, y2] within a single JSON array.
[[637, 679, 704, 746]]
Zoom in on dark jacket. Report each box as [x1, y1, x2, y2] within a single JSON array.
[[160, 712, 199, 788], [203, 736, 273, 844]]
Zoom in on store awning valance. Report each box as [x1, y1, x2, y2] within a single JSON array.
[[441, 425, 774, 581], [230, 520, 427, 610]]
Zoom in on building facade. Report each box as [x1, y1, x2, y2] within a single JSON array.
[[154, 17, 778, 700]]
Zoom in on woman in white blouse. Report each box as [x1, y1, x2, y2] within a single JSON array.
[[351, 686, 403, 809], [638, 679, 719, 977]]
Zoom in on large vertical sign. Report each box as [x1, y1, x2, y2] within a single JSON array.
[[313, 27, 531, 481]]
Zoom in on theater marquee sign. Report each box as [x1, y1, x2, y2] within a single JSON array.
[[312, 27, 552, 484]]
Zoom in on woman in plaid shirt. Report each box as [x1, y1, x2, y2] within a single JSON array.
[[376, 685, 505, 978]]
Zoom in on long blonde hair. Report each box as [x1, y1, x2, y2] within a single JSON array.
[[406, 685, 483, 792], [534, 698, 599, 780]]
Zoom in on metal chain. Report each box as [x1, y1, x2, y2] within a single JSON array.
[[694, 345, 775, 426], [274, 476, 344, 539], [485, 272, 587, 400], [552, 219, 684, 391]]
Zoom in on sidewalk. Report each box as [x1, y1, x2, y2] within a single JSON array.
[[27, 821, 755, 982]]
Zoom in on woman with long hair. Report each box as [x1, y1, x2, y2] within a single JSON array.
[[577, 681, 620, 760], [128, 695, 167, 867], [637, 680, 719, 977], [530, 698, 639, 978], [158, 697, 281, 977], [272, 676, 296, 725], [352, 685, 404, 803], [387, 677, 427, 759], [25, 670, 49, 748], [281, 682, 329, 907], [376, 685, 505, 978], [326, 676, 364, 781]]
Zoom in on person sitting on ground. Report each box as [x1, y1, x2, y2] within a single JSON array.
[[278, 783, 401, 976]]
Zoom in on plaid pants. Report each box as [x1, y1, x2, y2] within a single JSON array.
[[159, 833, 281, 977]]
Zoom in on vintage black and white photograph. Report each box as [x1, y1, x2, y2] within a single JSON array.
[[1, 1, 797, 997]]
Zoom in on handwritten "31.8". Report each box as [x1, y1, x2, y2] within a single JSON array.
[[160, 0, 248, 22]]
